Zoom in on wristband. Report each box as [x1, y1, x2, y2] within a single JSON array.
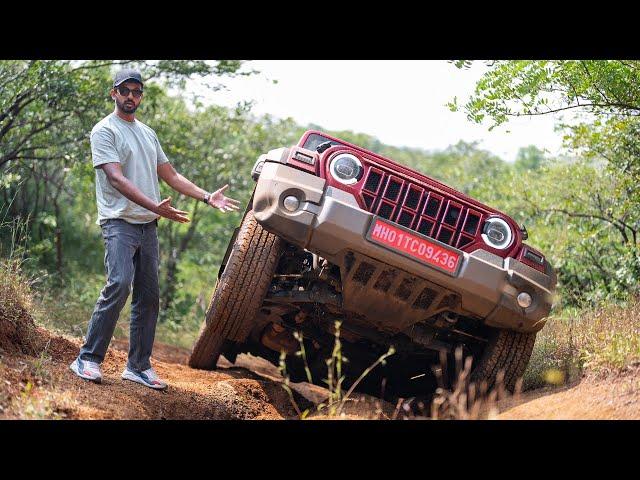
[[203, 193, 210, 204]]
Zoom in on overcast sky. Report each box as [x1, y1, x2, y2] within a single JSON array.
[[183, 60, 567, 162]]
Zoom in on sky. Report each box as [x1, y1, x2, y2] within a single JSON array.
[[181, 60, 567, 163]]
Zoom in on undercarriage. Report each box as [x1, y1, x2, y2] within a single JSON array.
[[222, 242, 495, 399]]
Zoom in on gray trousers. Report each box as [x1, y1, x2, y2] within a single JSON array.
[[79, 218, 160, 372]]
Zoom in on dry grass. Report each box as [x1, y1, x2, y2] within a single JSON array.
[[0, 259, 37, 326], [391, 348, 524, 420], [523, 300, 640, 389], [275, 301, 640, 420], [396, 301, 640, 419], [0, 258, 45, 357], [0, 258, 56, 418], [2, 211, 638, 419]]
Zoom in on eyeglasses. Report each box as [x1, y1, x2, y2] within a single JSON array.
[[116, 85, 143, 98]]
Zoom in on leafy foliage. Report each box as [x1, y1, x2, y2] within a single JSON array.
[[0, 60, 249, 277], [449, 60, 640, 128], [452, 60, 640, 306]]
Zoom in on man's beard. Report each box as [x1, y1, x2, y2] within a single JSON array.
[[116, 98, 138, 114]]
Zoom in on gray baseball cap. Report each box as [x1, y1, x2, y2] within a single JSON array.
[[113, 68, 144, 88]]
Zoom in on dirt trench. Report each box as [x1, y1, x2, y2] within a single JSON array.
[[0, 307, 394, 419]]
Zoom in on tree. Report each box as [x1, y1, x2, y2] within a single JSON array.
[[451, 60, 640, 305], [449, 60, 640, 127], [515, 145, 545, 171]]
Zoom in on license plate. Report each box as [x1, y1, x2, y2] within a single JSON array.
[[366, 217, 462, 276]]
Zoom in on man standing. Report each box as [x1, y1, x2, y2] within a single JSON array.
[[70, 68, 241, 390]]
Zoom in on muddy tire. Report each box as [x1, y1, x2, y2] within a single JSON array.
[[470, 328, 536, 392], [188, 211, 284, 370]]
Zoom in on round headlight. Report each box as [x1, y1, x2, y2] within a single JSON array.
[[481, 217, 513, 250], [329, 153, 363, 185]]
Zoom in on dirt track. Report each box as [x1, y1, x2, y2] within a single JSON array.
[[0, 319, 639, 419], [0, 322, 395, 419], [496, 368, 640, 420]]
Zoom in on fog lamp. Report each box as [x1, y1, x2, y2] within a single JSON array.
[[517, 292, 533, 309], [283, 195, 300, 212]]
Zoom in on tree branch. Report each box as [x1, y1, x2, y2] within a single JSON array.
[[0, 115, 69, 166], [540, 207, 632, 244], [69, 60, 133, 72], [0, 92, 36, 139], [505, 102, 640, 118], [579, 61, 612, 105], [0, 61, 33, 92]]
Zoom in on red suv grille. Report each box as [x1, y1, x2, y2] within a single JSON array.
[[359, 166, 483, 250]]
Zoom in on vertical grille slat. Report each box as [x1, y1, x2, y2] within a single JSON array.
[[383, 177, 403, 202], [417, 218, 435, 237], [362, 193, 375, 209], [424, 194, 443, 219], [462, 210, 481, 236], [443, 201, 462, 228], [364, 168, 384, 194], [404, 186, 423, 211], [436, 226, 455, 245], [377, 201, 396, 220], [457, 234, 474, 249], [397, 210, 415, 228]]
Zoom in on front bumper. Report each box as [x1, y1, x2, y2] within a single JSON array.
[[252, 161, 556, 334]]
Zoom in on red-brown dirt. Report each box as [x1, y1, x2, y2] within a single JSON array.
[[0, 315, 638, 420], [496, 367, 640, 420]]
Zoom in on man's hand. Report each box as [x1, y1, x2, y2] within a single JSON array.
[[157, 163, 242, 214], [154, 197, 190, 223], [208, 184, 241, 213]]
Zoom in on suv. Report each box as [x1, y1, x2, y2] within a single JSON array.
[[189, 131, 557, 395]]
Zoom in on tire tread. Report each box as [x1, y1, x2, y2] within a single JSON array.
[[188, 212, 283, 369]]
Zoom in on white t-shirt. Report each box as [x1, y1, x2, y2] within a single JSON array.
[[90, 113, 169, 224]]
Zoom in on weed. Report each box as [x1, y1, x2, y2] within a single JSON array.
[[336, 344, 395, 416], [12, 381, 62, 420], [292, 330, 312, 383], [30, 338, 53, 385], [391, 347, 522, 420], [524, 299, 640, 387], [278, 319, 395, 419], [277, 350, 310, 419]]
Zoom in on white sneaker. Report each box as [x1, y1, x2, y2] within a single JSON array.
[[121, 367, 168, 390], [70, 357, 103, 383]]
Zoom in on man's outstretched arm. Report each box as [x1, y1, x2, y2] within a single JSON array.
[[101, 162, 190, 223], [157, 162, 241, 213]]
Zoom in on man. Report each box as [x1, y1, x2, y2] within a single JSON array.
[[70, 68, 241, 390]]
